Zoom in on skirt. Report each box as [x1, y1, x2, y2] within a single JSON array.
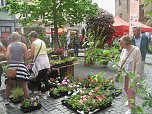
[[8, 62, 30, 81]]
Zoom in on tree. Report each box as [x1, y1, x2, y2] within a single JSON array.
[[86, 9, 115, 48], [145, 0, 152, 17], [1, 0, 98, 48]]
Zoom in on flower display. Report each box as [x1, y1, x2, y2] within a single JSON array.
[[51, 48, 64, 55]]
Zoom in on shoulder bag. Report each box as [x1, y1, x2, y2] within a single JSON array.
[[115, 47, 135, 82]]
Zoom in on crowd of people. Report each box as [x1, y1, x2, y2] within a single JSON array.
[[0, 31, 50, 105], [0, 25, 150, 114], [66, 30, 88, 57]]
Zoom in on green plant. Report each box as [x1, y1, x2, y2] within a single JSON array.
[[10, 87, 24, 99], [22, 99, 31, 108], [22, 97, 40, 108]]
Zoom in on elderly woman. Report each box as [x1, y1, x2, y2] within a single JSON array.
[[4, 32, 30, 104], [28, 31, 50, 99], [119, 35, 141, 114]]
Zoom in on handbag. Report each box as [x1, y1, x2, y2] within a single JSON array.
[[6, 68, 17, 78], [115, 47, 135, 82]]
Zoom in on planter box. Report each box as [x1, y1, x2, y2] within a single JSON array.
[[9, 97, 24, 104], [49, 91, 68, 99], [20, 103, 42, 113], [61, 100, 112, 114]]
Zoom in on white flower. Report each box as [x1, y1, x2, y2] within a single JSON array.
[[68, 91, 71, 94], [72, 92, 77, 96]]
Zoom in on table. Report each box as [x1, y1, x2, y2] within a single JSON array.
[[51, 62, 79, 79]]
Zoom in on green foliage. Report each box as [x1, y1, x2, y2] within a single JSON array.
[[144, 0, 152, 17], [0, 0, 98, 48], [22, 99, 31, 108], [10, 87, 24, 99], [86, 48, 119, 66], [86, 9, 115, 47], [59, 33, 67, 48], [24, 27, 51, 48]]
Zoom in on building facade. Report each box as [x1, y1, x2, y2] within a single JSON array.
[[115, 0, 152, 25]]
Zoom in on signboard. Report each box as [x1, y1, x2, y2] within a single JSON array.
[[129, 0, 139, 35]]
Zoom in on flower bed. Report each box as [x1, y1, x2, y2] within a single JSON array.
[[20, 97, 41, 113], [62, 89, 113, 114]]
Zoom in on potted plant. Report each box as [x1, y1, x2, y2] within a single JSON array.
[[9, 87, 24, 104], [20, 96, 41, 113]]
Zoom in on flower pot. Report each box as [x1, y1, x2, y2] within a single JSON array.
[[9, 97, 24, 104], [49, 91, 68, 99], [20, 103, 42, 113]]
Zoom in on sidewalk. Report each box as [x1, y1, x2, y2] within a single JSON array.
[[0, 54, 152, 114]]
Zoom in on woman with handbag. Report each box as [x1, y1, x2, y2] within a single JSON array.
[[4, 32, 30, 105], [28, 31, 50, 99], [119, 35, 141, 114]]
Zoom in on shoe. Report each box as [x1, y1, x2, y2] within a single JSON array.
[[125, 100, 128, 106], [4, 99, 10, 105], [45, 91, 50, 96], [42, 94, 47, 100], [125, 109, 132, 114], [33, 91, 42, 96]]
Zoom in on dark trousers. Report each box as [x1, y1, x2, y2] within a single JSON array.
[[0, 65, 3, 86], [74, 44, 79, 57], [36, 69, 49, 92]]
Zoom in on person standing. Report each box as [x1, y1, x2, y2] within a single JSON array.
[[28, 31, 50, 99], [0, 40, 6, 87], [72, 32, 80, 57], [119, 35, 141, 114], [4, 32, 30, 104], [132, 26, 149, 78]]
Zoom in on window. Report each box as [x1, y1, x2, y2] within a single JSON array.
[[119, 0, 121, 6], [119, 13, 122, 18], [1, 26, 11, 34], [127, 0, 129, 13], [1, 0, 5, 6]]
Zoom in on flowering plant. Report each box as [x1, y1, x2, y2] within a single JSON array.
[[64, 88, 113, 113], [49, 77, 61, 87], [51, 48, 64, 55], [21, 96, 40, 108]]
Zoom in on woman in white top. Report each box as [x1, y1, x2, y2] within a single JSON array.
[[29, 31, 50, 99], [119, 35, 141, 114]]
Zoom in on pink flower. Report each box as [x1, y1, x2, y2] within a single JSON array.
[[79, 99, 84, 104], [92, 99, 96, 104], [90, 90, 94, 93], [87, 108, 90, 112], [96, 95, 102, 101], [95, 87, 99, 91], [90, 93, 94, 97], [62, 81, 67, 85], [80, 91, 84, 95]]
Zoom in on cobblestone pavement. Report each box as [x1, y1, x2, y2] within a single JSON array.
[[0, 54, 152, 114]]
